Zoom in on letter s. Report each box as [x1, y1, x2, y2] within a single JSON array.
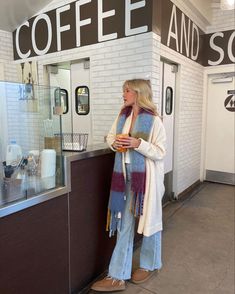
[[208, 32, 224, 66]]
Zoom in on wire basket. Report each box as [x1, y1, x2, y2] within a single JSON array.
[[61, 133, 88, 152]]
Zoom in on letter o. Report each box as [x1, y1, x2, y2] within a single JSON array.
[[32, 14, 52, 56]]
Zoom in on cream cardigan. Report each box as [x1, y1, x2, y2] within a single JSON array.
[[106, 111, 166, 236]]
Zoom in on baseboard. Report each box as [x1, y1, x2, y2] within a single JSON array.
[[205, 170, 235, 185], [177, 180, 202, 202]]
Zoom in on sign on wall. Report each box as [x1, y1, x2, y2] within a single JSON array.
[[224, 90, 235, 112], [157, 0, 235, 66], [13, 0, 152, 60], [203, 30, 235, 66], [13, 0, 235, 67], [159, 0, 204, 65]]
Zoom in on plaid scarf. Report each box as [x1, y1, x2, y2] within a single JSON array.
[[107, 106, 154, 235]]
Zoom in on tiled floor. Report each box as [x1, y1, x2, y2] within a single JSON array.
[[90, 182, 235, 294]]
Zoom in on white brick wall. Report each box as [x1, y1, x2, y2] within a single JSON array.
[[0, 29, 18, 81], [31, 32, 157, 144], [151, 34, 161, 109], [0, 30, 55, 156], [206, 0, 235, 33], [0, 29, 18, 159], [160, 43, 204, 196], [177, 64, 203, 194], [3, 30, 158, 153]]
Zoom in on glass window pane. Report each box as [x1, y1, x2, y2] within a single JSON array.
[[60, 89, 68, 114], [76, 86, 89, 115], [165, 87, 173, 115], [54, 88, 69, 114]]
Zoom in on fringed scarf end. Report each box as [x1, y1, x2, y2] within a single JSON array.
[[106, 209, 122, 237], [106, 209, 111, 232]]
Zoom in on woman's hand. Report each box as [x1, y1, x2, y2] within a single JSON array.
[[112, 139, 122, 150], [115, 135, 141, 149]]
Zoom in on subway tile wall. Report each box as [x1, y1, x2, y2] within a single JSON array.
[[207, 0, 235, 33], [160, 42, 204, 196], [0, 30, 18, 82], [36, 32, 156, 143], [0, 29, 19, 159], [31, 0, 159, 144], [0, 30, 52, 156]]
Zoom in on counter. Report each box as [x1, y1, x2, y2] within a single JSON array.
[[0, 143, 111, 218], [0, 144, 116, 294]]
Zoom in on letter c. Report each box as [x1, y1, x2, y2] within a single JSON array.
[[15, 21, 31, 59], [228, 31, 235, 63]]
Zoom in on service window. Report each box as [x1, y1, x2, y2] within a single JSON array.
[[76, 86, 89, 115], [54, 88, 69, 114], [165, 86, 173, 115]]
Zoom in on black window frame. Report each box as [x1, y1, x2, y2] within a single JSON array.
[[75, 85, 90, 116], [165, 86, 173, 115]]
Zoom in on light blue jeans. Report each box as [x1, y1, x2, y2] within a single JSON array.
[[108, 164, 162, 280]]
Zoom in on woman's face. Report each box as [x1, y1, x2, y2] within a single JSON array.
[[123, 85, 137, 107]]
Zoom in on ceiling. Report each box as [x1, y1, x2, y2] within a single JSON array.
[[0, 0, 53, 32]]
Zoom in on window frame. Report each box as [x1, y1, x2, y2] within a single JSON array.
[[165, 86, 173, 115], [75, 85, 90, 116]]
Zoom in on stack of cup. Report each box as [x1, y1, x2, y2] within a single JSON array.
[[40, 149, 56, 189]]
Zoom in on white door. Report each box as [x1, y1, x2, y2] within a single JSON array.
[[205, 74, 235, 184], [160, 61, 176, 174], [71, 61, 92, 145]]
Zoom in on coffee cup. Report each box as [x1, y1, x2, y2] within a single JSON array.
[[116, 134, 129, 152]]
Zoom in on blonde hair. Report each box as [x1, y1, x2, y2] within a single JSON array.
[[123, 79, 158, 115]]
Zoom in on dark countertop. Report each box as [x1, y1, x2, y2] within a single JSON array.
[[0, 144, 113, 218]]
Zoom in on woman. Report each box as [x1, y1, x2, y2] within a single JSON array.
[[91, 79, 166, 292]]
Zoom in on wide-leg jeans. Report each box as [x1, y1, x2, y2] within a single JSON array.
[[108, 164, 162, 280]]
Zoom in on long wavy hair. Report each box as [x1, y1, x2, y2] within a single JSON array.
[[123, 79, 158, 116]]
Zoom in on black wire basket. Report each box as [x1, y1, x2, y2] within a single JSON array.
[[60, 133, 88, 152]]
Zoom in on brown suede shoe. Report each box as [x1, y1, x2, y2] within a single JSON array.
[[131, 268, 158, 284], [90, 276, 126, 292]]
